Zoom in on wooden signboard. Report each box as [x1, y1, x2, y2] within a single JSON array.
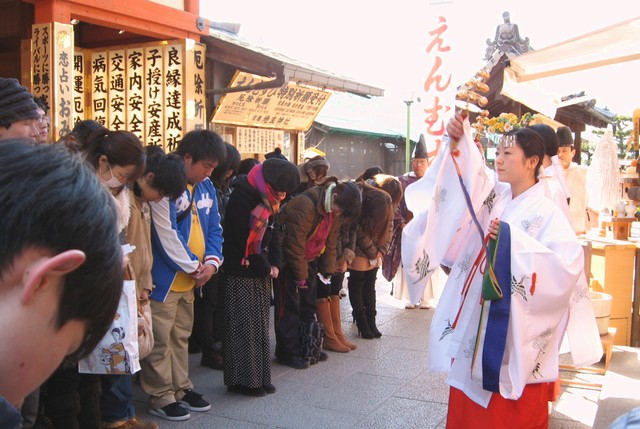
[[212, 71, 331, 131]]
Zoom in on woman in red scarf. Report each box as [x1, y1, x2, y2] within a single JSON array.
[[222, 158, 299, 397]]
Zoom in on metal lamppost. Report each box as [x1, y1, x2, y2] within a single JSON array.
[[404, 99, 413, 172], [403, 97, 420, 172]]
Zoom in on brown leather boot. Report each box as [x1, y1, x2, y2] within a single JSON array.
[[329, 295, 356, 350], [315, 298, 350, 352]]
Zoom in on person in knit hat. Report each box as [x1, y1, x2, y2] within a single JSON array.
[[222, 157, 299, 395], [0, 78, 40, 141], [557, 126, 590, 233], [264, 147, 288, 161], [295, 155, 331, 195]]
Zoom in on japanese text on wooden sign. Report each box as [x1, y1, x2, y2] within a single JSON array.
[[212, 71, 331, 131], [32, 23, 74, 140], [85, 39, 203, 152]]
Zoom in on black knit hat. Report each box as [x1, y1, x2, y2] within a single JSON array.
[[412, 134, 428, 159], [265, 147, 288, 160], [262, 158, 300, 194], [557, 126, 574, 148], [0, 78, 40, 127]]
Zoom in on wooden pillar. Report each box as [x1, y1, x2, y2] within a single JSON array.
[[184, 0, 199, 15], [575, 132, 582, 164], [34, 0, 71, 24]]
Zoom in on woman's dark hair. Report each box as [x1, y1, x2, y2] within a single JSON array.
[[60, 120, 107, 153], [369, 174, 402, 207], [73, 120, 106, 143], [355, 166, 384, 183], [175, 129, 226, 164], [211, 142, 241, 189], [74, 120, 106, 144], [238, 157, 260, 176], [332, 180, 362, 219], [82, 130, 146, 183], [0, 139, 123, 360], [508, 128, 545, 180], [528, 123, 558, 158], [144, 145, 187, 200], [356, 183, 393, 244]]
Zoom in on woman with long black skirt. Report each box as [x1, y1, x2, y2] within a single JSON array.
[[222, 158, 299, 396]]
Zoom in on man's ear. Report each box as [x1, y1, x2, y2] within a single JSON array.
[[21, 250, 86, 304]]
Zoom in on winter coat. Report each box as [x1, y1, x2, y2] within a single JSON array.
[[222, 175, 281, 278], [277, 182, 341, 281]]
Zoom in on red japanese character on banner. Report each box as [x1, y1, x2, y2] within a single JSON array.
[[422, 14, 455, 157], [424, 96, 450, 137], [424, 57, 451, 93], [426, 16, 451, 54]]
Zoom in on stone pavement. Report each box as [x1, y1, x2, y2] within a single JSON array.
[[132, 274, 640, 428]]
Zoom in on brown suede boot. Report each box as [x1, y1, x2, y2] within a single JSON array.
[[329, 295, 356, 350], [315, 298, 350, 352]]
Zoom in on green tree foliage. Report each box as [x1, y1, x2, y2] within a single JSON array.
[[591, 115, 634, 159]]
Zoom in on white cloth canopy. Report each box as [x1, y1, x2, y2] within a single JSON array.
[[504, 16, 640, 116]]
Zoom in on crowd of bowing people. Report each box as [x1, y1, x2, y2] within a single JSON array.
[[1, 75, 603, 429]]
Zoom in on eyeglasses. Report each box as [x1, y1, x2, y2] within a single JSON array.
[[37, 116, 50, 126]]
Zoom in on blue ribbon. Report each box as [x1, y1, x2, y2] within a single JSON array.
[[482, 221, 511, 393]]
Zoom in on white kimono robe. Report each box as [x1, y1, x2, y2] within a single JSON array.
[[402, 120, 602, 408], [539, 163, 571, 223], [564, 162, 589, 233]]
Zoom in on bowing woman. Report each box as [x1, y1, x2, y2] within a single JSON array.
[[403, 114, 600, 429], [222, 158, 300, 396]]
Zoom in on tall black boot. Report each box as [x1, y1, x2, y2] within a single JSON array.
[[354, 310, 374, 339], [363, 269, 382, 338], [365, 309, 381, 338], [348, 270, 374, 339]]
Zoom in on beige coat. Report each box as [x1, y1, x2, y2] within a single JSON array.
[[125, 188, 153, 296]]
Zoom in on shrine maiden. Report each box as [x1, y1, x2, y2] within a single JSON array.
[[402, 115, 601, 428]]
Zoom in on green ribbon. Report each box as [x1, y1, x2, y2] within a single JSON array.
[[482, 228, 503, 301]]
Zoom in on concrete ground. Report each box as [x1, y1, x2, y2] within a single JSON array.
[[133, 274, 640, 428]]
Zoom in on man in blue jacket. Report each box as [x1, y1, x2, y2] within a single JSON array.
[[140, 130, 226, 422]]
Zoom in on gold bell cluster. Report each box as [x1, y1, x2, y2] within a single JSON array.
[[455, 69, 490, 114]]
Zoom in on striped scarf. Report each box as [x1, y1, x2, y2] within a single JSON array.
[[242, 164, 281, 267]]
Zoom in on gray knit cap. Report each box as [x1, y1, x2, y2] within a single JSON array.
[[0, 78, 40, 127]]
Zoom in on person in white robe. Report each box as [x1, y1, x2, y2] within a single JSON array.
[[557, 126, 590, 234], [383, 135, 438, 309], [529, 123, 571, 222], [401, 113, 602, 428]]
